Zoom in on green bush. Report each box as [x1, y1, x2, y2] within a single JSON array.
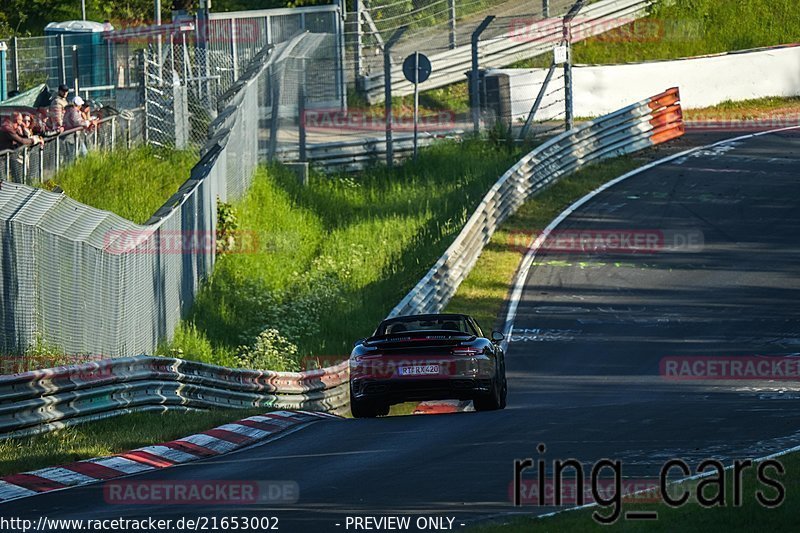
[[236, 328, 300, 372]]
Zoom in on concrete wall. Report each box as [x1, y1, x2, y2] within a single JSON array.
[[491, 44, 800, 120]]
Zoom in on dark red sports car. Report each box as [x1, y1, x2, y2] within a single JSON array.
[[349, 313, 507, 417]]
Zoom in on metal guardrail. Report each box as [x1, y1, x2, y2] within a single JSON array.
[[272, 130, 465, 173], [362, 0, 655, 104], [0, 89, 682, 438], [0, 356, 349, 439], [388, 87, 684, 317]]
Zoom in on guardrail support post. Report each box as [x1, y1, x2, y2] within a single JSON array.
[[542, 0, 550, 18], [448, 0, 457, 49], [471, 16, 494, 136]]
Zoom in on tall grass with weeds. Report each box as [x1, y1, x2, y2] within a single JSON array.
[[163, 140, 520, 370], [44, 145, 197, 224], [572, 0, 800, 64]]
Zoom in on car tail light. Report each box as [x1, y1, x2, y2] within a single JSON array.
[[451, 347, 481, 357]]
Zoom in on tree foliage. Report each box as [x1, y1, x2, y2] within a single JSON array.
[[0, 0, 332, 38]]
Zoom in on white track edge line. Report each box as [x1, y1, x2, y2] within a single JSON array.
[[500, 125, 800, 352]]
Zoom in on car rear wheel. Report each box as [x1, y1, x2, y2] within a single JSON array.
[[473, 373, 505, 412], [350, 391, 389, 418]]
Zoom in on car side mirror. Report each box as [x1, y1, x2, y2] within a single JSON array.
[[491, 331, 504, 342], [354, 338, 366, 347]]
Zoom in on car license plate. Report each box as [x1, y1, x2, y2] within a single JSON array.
[[398, 364, 440, 376]]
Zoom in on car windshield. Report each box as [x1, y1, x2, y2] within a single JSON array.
[[377, 316, 472, 335]]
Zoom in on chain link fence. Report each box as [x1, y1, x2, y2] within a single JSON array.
[[0, 36, 323, 357], [142, 41, 235, 149]]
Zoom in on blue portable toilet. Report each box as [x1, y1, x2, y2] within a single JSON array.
[[44, 20, 114, 96]]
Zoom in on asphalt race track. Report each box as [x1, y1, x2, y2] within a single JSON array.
[[2, 128, 799, 531]]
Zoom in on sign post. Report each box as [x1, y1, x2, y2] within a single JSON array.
[[402, 52, 431, 162]]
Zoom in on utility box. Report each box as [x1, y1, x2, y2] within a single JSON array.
[[482, 72, 512, 131], [44, 20, 114, 93]]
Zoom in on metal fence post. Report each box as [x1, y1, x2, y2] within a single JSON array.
[[448, 0, 457, 49], [519, 61, 557, 140], [231, 19, 239, 80], [71, 45, 79, 94], [354, 0, 363, 88], [335, 0, 347, 109], [10, 36, 19, 93], [22, 146, 28, 183], [564, 46, 573, 131], [55, 136, 60, 173], [267, 66, 281, 162], [111, 115, 116, 150], [542, 0, 550, 18], [383, 28, 406, 168], [471, 16, 494, 136], [58, 35, 66, 85], [298, 85, 307, 162], [0, 42, 7, 102], [563, 1, 583, 131]]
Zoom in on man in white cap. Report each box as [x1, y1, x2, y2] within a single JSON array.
[[64, 96, 91, 131], [64, 96, 95, 157]]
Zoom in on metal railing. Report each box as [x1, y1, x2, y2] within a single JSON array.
[[0, 356, 349, 439], [0, 110, 144, 186], [388, 87, 684, 317]]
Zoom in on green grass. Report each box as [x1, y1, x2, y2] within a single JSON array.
[[519, 0, 800, 67], [446, 155, 642, 330], [43, 146, 197, 225], [163, 140, 521, 370], [684, 96, 800, 121], [469, 452, 798, 532], [0, 408, 270, 477]]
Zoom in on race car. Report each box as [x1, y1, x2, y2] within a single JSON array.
[[349, 313, 507, 417]]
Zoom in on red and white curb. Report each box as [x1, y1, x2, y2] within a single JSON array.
[[0, 410, 339, 504], [413, 400, 473, 415]]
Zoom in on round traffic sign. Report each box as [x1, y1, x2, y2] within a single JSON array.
[[402, 53, 432, 84]]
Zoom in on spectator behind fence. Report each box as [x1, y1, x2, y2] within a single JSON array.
[[0, 112, 44, 182], [64, 96, 93, 157], [48, 84, 71, 133], [64, 96, 96, 131]]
